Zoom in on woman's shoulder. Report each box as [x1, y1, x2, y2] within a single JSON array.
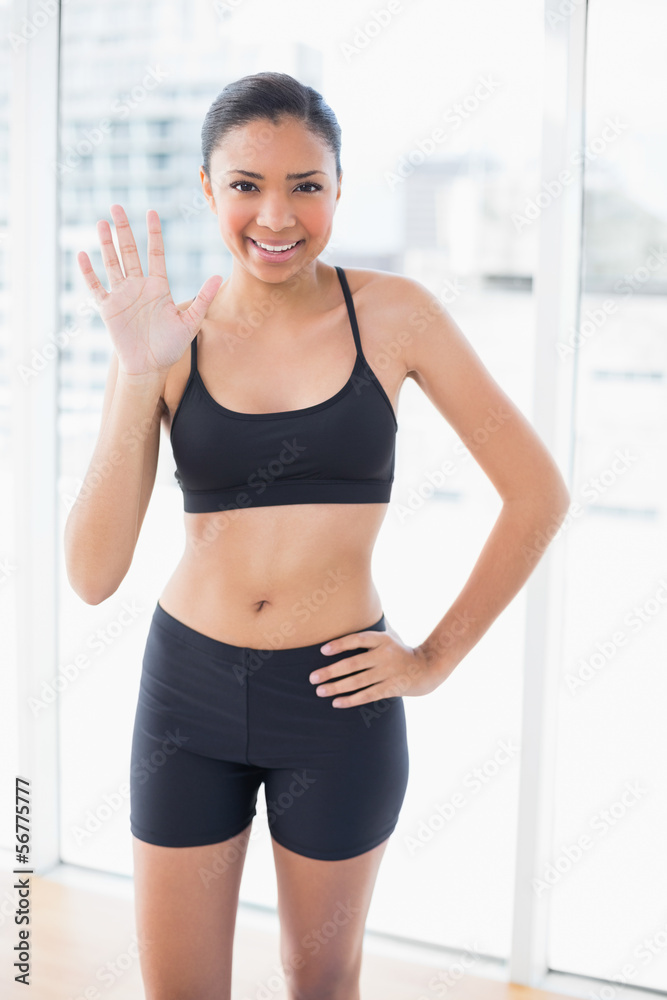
[[340, 266, 430, 348], [340, 264, 421, 300]]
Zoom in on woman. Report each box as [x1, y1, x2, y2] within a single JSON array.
[[65, 72, 570, 1000]]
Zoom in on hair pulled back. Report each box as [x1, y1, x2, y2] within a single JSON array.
[[201, 71, 342, 180]]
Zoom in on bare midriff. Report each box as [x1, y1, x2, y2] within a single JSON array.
[[158, 501, 389, 649]]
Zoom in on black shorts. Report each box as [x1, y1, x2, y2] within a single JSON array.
[[129, 601, 410, 860]]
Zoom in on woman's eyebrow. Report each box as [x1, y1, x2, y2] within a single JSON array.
[[225, 169, 326, 180]]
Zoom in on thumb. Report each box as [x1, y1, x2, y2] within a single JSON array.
[[181, 275, 224, 333]]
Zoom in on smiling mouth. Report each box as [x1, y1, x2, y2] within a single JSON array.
[[249, 238, 303, 253]]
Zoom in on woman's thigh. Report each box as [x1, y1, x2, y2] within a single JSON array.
[[129, 724, 265, 997], [271, 835, 391, 999], [132, 822, 253, 1000]]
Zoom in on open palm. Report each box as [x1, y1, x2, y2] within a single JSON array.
[[77, 204, 223, 376]]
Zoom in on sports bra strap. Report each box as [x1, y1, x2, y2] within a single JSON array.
[[190, 333, 198, 377], [335, 265, 363, 361]]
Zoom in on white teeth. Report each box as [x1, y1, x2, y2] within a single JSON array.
[[253, 239, 299, 252]]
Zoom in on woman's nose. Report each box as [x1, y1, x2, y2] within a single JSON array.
[[254, 196, 297, 232]]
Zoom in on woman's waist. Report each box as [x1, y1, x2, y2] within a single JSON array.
[[158, 560, 383, 649]]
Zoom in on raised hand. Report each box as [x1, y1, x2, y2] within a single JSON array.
[[77, 204, 223, 376]]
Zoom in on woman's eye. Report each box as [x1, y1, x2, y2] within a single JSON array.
[[229, 181, 322, 193]]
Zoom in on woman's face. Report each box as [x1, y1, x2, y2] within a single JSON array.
[[200, 115, 342, 280]]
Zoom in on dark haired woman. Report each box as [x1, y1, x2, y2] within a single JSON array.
[[66, 71, 570, 1000]]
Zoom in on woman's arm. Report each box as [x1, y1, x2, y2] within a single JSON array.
[[65, 204, 222, 606], [63, 352, 166, 605], [395, 276, 571, 683]]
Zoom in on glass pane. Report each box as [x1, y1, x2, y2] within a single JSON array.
[[548, 0, 667, 987], [58, 0, 543, 961]]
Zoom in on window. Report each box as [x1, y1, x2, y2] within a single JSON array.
[[547, 0, 667, 987], [148, 152, 170, 170], [148, 119, 171, 137], [110, 153, 129, 170]]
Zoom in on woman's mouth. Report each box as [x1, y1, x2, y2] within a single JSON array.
[[248, 237, 304, 262]]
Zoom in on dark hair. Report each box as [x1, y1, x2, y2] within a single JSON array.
[[201, 71, 342, 181]]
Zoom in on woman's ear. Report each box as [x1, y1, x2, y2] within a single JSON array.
[[335, 171, 343, 207], [199, 166, 217, 213]]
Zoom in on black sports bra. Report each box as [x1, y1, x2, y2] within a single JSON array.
[[170, 265, 398, 512]]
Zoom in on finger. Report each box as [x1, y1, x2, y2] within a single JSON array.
[[77, 250, 109, 306], [331, 681, 390, 710], [181, 274, 224, 332], [314, 663, 376, 698], [319, 629, 385, 655], [145, 208, 167, 279], [97, 218, 125, 287], [110, 204, 144, 278], [310, 648, 375, 686], [328, 667, 406, 708]]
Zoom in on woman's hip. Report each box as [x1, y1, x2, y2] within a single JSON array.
[[133, 599, 407, 764]]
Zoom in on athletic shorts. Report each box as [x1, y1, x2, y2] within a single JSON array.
[[129, 600, 410, 860]]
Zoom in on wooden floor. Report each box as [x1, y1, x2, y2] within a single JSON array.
[[0, 871, 575, 1000]]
